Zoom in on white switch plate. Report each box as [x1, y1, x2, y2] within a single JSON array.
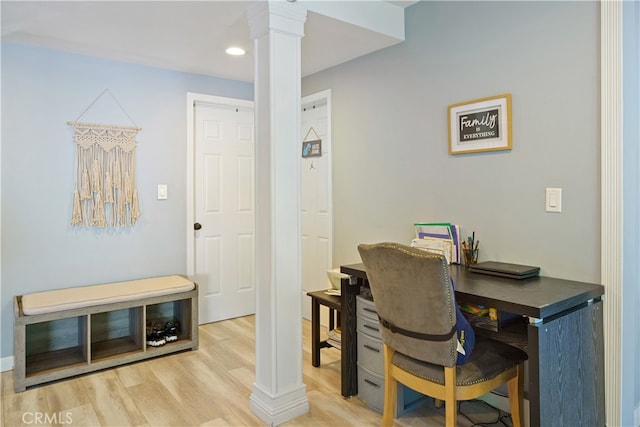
[[545, 187, 562, 212], [157, 184, 168, 200]]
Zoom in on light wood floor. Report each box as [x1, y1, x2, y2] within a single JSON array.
[[1, 316, 511, 426]]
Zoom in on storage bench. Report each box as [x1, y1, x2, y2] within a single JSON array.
[[13, 275, 198, 392]]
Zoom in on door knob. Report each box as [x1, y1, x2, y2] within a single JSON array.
[[194, 223, 202, 230]]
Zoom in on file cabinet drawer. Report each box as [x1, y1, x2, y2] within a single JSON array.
[[356, 296, 378, 322], [357, 314, 382, 339], [357, 364, 385, 413], [357, 364, 427, 415], [357, 330, 384, 375], [357, 296, 382, 339]]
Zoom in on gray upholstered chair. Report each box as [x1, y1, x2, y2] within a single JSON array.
[[357, 242, 527, 427]]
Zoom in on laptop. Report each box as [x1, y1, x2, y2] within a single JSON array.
[[469, 261, 540, 279]]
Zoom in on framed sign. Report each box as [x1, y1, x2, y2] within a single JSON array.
[[448, 94, 512, 155], [302, 139, 322, 158]]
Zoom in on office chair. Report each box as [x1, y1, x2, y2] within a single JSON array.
[[357, 242, 527, 427]]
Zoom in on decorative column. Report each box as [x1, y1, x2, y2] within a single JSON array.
[[247, 2, 309, 425], [600, 2, 623, 427]]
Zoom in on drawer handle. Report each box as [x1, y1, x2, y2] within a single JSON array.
[[363, 344, 380, 353], [363, 307, 377, 314], [364, 324, 380, 333], [364, 379, 381, 388]]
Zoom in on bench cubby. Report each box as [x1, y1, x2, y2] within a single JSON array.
[[14, 277, 198, 392], [90, 307, 144, 362], [25, 316, 88, 377]]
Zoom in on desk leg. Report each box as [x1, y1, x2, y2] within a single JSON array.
[[311, 298, 321, 368], [340, 276, 360, 397], [329, 308, 335, 331], [528, 300, 604, 427]]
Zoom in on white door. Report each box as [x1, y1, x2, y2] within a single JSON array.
[[301, 90, 333, 321], [191, 97, 255, 324]]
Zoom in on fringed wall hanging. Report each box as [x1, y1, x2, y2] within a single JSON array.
[[68, 89, 142, 228]]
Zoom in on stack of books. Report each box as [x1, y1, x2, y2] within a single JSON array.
[[327, 328, 341, 349]]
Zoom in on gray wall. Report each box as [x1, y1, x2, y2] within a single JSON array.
[[304, 1, 600, 284], [0, 43, 253, 360]]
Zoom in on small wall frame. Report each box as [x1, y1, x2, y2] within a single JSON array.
[[302, 139, 322, 158], [448, 94, 512, 155], [301, 126, 322, 158]]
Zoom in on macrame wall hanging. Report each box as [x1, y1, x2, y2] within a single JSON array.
[[67, 89, 142, 228]]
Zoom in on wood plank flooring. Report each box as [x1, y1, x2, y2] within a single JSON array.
[[1, 316, 511, 426]]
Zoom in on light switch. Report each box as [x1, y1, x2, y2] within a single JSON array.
[[157, 184, 168, 200], [546, 187, 562, 212]]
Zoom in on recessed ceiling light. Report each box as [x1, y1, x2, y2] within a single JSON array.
[[226, 47, 246, 56]]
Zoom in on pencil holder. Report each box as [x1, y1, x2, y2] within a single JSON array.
[[462, 248, 479, 268]]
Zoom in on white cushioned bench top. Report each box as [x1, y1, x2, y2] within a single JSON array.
[[21, 275, 195, 316]]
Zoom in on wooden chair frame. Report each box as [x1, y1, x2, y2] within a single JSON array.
[[382, 344, 524, 427]]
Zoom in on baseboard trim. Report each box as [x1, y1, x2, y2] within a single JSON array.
[[1, 356, 14, 372], [250, 382, 309, 426]]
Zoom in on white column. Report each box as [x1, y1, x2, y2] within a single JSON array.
[[247, 2, 309, 425]]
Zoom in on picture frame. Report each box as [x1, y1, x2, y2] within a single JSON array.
[[448, 93, 512, 155], [302, 139, 322, 158]]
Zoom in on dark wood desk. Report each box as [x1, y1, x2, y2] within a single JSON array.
[[339, 263, 605, 427]]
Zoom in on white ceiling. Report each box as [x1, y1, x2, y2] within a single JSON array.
[[1, 1, 415, 83]]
